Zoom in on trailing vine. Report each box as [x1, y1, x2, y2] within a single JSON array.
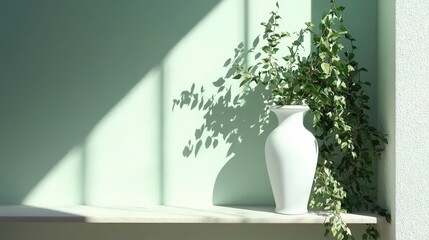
[[227, 1, 390, 239]]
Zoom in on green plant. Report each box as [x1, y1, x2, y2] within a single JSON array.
[[227, 1, 389, 239]]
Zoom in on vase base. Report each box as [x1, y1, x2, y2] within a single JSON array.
[[274, 208, 308, 215]]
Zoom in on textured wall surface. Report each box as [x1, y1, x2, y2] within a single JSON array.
[[396, 0, 429, 239]]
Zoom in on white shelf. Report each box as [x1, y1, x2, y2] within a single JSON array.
[[0, 205, 379, 224]]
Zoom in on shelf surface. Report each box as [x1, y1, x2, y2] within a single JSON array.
[[0, 205, 379, 224]]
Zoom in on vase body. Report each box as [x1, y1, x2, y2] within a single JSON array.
[[265, 105, 318, 214]]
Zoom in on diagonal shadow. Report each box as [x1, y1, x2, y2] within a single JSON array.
[[0, 0, 221, 204]]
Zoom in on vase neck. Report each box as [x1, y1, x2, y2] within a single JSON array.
[[270, 105, 309, 124]]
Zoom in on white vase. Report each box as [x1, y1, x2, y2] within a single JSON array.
[[265, 105, 318, 214]]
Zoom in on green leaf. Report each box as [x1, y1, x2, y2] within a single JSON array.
[[346, 227, 352, 235], [265, 24, 273, 33], [345, 33, 355, 41], [262, 58, 270, 63], [345, 52, 355, 59], [233, 74, 242, 79], [281, 31, 290, 37], [321, 63, 331, 74], [243, 72, 252, 79], [319, 52, 328, 60], [268, 15, 275, 24], [262, 46, 270, 53], [336, 6, 346, 11], [239, 79, 249, 87]]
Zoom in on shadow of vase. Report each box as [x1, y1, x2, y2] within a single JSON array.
[[212, 134, 275, 206], [210, 85, 276, 206], [211, 86, 315, 206]]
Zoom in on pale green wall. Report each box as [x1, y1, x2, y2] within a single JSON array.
[[0, 0, 379, 239], [0, 0, 379, 208], [0, 0, 222, 206], [377, 0, 395, 239]]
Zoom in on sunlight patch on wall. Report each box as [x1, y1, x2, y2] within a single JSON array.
[[23, 146, 82, 207], [163, 0, 245, 207], [84, 67, 161, 207]]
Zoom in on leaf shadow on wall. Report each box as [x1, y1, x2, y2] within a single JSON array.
[[173, 43, 276, 206]]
